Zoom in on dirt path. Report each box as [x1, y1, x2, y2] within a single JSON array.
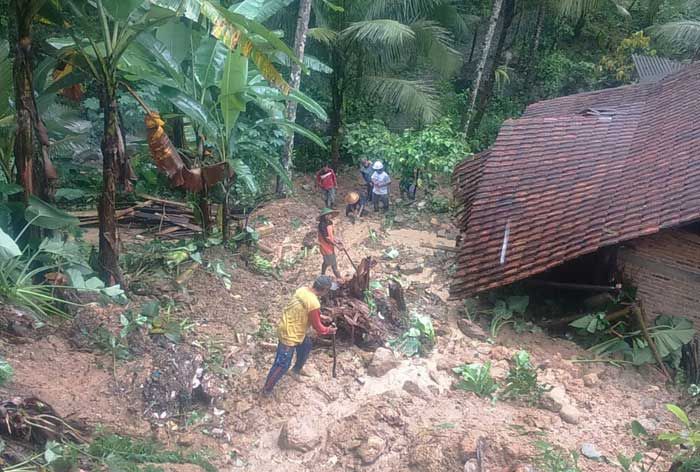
[[0, 171, 684, 471]]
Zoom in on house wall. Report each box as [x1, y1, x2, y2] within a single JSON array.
[[617, 229, 700, 323]]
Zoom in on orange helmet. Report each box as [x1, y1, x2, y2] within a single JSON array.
[[345, 192, 360, 204]]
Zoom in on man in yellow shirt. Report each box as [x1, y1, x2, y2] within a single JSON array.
[[262, 275, 337, 396]]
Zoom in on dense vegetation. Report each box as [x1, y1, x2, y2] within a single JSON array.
[[0, 0, 698, 295]]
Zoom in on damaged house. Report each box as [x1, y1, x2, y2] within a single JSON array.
[[451, 60, 700, 323]]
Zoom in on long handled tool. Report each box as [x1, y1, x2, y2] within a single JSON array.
[[331, 322, 337, 378], [339, 245, 358, 273]]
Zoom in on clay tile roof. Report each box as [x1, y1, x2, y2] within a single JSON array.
[[451, 63, 700, 299]]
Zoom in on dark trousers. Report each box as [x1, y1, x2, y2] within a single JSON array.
[[262, 337, 312, 394], [365, 182, 373, 201], [373, 193, 389, 211], [322, 253, 341, 278]]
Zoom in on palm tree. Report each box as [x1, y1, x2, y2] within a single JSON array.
[[463, 0, 505, 135], [310, 0, 462, 166], [651, 0, 700, 58], [277, 0, 313, 197]]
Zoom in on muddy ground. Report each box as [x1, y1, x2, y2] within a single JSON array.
[[0, 172, 685, 471]]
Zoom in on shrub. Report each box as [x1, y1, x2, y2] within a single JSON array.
[[452, 362, 498, 398], [501, 350, 551, 405]]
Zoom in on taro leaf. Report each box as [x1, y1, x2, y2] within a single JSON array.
[[666, 404, 690, 427], [66, 268, 86, 289], [25, 196, 79, 230], [102, 285, 125, 299], [630, 420, 649, 437], [651, 316, 695, 359], [506, 295, 529, 315], [85, 277, 105, 290], [141, 301, 160, 319], [0, 226, 21, 260], [412, 314, 435, 339]]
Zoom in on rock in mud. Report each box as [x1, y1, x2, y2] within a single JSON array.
[[456, 318, 488, 341], [278, 417, 320, 452], [580, 443, 602, 459], [399, 262, 424, 275], [559, 404, 581, 424], [464, 459, 478, 472], [582, 373, 598, 387], [542, 387, 568, 413], [357, 435, 386, 465], [368, 348, 399, 377], [402, 380, 430, 399]]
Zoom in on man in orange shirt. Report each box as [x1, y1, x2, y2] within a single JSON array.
[[318, 208, 342, 278]]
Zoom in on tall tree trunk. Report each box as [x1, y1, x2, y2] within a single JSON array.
[[98, 91, 124, 287], [13, 0, 35, 202], [468, 26, 479, 63], [329, 49, 344, 169], [462, 0, 504, 134], [524, 2, 545, 89], [468, 0, 516, 136], [276, 0, 313, 196]]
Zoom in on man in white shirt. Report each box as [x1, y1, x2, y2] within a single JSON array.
[[371, 161, 391, 212]]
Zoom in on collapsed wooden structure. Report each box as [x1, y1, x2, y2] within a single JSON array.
[[451, 61, 700, 325]]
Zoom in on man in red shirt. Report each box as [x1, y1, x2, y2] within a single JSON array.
[[315, 164, 337, 209]]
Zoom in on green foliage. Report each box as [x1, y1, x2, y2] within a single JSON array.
[[599, 31, 655, 85], [452, 362, 498, 398], [488, 295, 529, 339], [534, 52, 597, 99], [570, 312, 610, 334], [389, 313, 435, 357], [343, 119, 470, 191], [501, 351, 551, 405], [0, 356, 12, 386], [588, 315, 695, 367], [533, 441, 581, 472]]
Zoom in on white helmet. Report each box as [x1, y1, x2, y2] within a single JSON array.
[[372, 161, 384, 170]]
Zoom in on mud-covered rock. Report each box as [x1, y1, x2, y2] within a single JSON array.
[[368, 347, 399, 377], [583, 373, 599, 387], [357, 435, 386, 465], [542, 386, 568, 413], [278, 417, 320, 452], [456, 318, 488, 341], [560, 404, 581, 424]]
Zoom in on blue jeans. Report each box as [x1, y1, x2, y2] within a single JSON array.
[[262, 337, 312, 394]]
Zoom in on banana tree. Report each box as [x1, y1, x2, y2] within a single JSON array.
[[133, 14, 327, 240], [11, 0, 59, 204]]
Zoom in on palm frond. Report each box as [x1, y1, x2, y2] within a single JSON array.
[[411, 19, 461, 75], [307, 27, 339, 46], [342, 20, 415, 47], [651, 20, 700, 52], [557, 0, 629, 18], [366, 0, 448, 21], [362, 75, 440, 124]]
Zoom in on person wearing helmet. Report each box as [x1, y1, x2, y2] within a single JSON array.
[[371, 161, 391, 212], [315, 164, 337, 209], [344, 191, 366, 221], [262, 275, 337, 396], [318, 208, 342, 278]]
